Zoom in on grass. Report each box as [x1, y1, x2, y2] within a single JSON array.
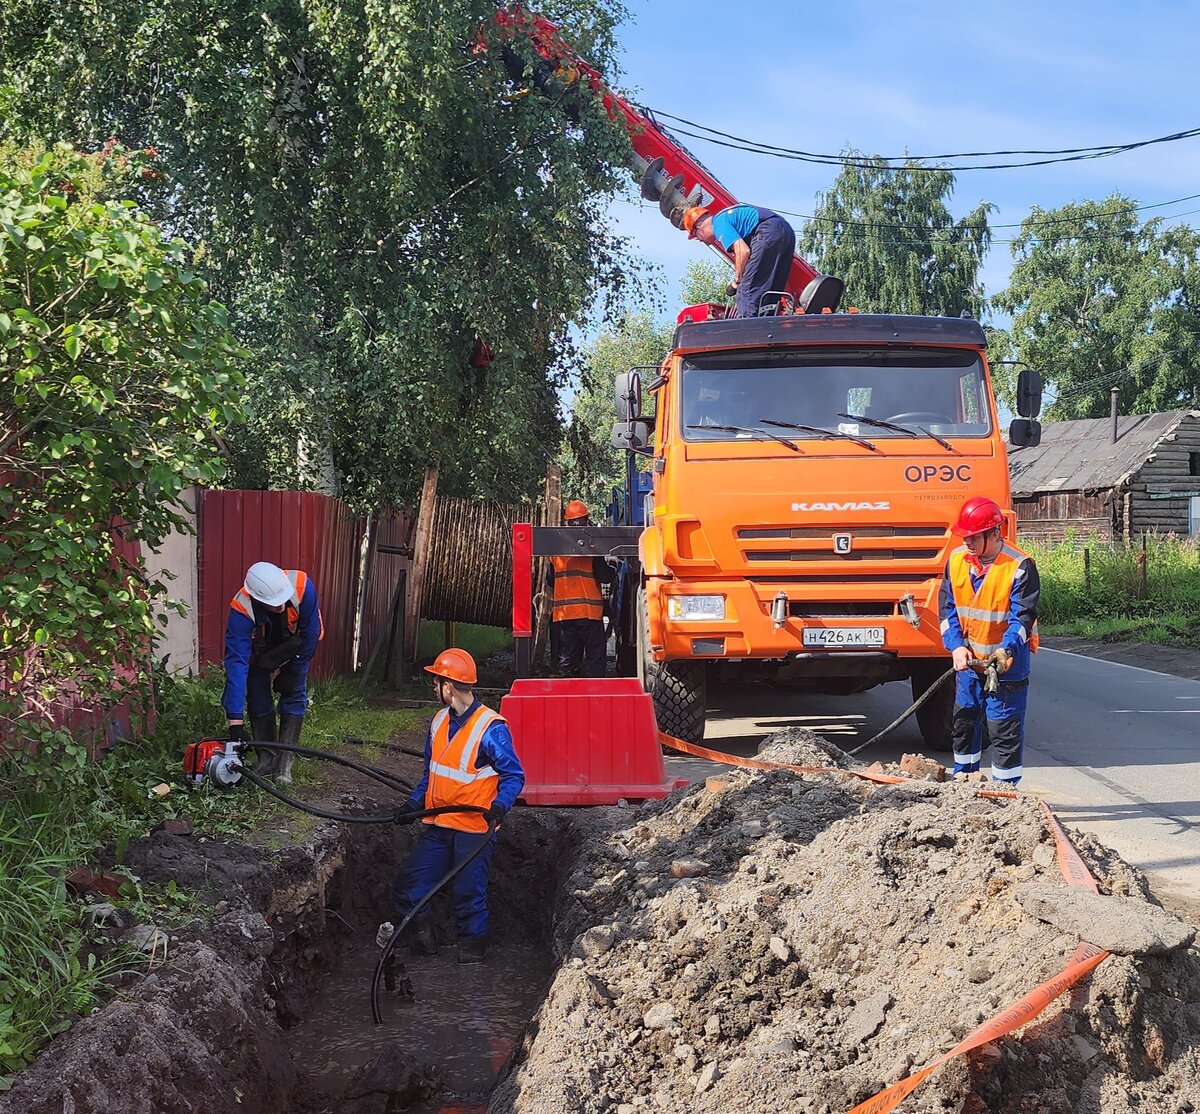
[[0, 667, 426, 1087], [416, 620, 512, 661], [1024, 532, 1200, 645]]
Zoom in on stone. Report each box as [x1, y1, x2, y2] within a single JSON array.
[[927, 852, 955, 874], [124, 923, 168, 955], [741, 820, 766, 837], [669, 859, 710, 879], [695, 1062, 720, 1094], [1071, 1033, 1100, 1062], [1032, 843, 1056, 868], [575, 925, 618, 959], [704, 776, 729, 794], [899, 753, 945, 781], [966, 961, 991, 984], [1014, 883, 1196, 955], [768, 936, 790, 962], [704, 1014, 721, 1038], [843, 991, 892, 1045], [66, 867, 133, 900], [643, 1002, 677, 1031]]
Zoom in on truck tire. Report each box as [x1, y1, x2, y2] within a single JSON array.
[[637, 587, 706, 744], [909, 660, 954, 753]]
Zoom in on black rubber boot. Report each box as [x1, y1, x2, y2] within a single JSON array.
[[407, 913, 439, 957], [457, 936, 486, 965], [276, 712, 303, 784], [251, 715, 278, 777]]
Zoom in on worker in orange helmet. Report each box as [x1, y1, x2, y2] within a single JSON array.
[[683, 203, 795, 318], [547, 499, 615, 677], [391, 648, 525, 964], [939, 497, 1040, 787]]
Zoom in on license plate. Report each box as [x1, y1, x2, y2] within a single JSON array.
[[802, 626, 885, 648]]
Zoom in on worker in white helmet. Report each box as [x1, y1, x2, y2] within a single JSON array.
[[222, 562, 324, 783]]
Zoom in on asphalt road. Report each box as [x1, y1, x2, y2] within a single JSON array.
[[664, 647, 1200, 921]]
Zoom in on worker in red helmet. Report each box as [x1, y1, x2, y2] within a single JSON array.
[[939, 497, 1040, 787], [547, 499, 615, 677], [222, 562, 324, 783], [391, 648, 525, 964], [683, 203, 795, 318]]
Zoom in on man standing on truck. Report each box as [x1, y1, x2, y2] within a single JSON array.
[[392, 648, 525, 964], [223, 561, 324, 784], [548, 499, 614, 678], [683, 204, 796, 318], [939, 497, 1040, 787]]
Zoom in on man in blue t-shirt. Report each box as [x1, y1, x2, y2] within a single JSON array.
[[685, 204, 796, 317]]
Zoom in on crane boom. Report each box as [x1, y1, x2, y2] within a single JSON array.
[[477, 7, 842, 315]]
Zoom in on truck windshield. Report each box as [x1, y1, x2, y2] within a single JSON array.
[[681, 346, 992, 441]]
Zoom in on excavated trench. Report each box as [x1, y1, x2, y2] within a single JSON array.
[[4, 729, 1200, 1114], [0, 798, 589, 1114]]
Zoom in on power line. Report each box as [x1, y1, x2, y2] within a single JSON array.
[[645, 109, 1200, 173]]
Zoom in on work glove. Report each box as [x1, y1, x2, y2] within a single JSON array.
[[393, 801, 423, 825], [273, 666, 303, 696], [482, 802, 507, 825], [725, 281, 739, 298], [988, 649, 1013, 675], [227, 722, 246, 742], [256, 634, 302, 673]]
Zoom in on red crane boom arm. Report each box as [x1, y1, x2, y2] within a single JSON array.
[[477, 7, 830, 307]]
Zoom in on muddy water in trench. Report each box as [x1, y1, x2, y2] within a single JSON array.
[[286, 942, 553, 1112]]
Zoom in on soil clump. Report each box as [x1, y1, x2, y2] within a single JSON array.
[[491, 729, 1200, 1114]]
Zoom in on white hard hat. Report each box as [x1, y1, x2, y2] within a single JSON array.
[[244, 562, 292, 607]]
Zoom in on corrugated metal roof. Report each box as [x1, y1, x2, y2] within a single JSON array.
[[1009, 410, 1198, 496]]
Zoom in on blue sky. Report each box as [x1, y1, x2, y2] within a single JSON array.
[[602, 0, 1200, 321]]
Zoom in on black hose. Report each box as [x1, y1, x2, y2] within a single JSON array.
[[342, 734, 427, 760], [844, 668, 955, 757], [371, 807, 496, 1025], [239, 767, 402, 822], [246, 740, 414, 793]]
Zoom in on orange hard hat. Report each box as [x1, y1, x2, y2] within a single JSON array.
[[564, 499, 590, 521], [424, 647, 478, 685], [951, 496, 1005, 536], [683, 206, 710, 239]]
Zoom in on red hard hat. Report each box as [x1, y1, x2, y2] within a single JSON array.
[[564, 499, 589, 521], [424, 647, 478, 685], [951, 496, 1005, 536]]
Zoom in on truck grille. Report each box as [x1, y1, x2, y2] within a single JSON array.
[[738, 524, 947, 566]]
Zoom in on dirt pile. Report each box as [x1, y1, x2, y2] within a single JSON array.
[[491, 730, 1200, 1114]]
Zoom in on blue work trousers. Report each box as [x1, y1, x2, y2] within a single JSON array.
[[556, 617, 606, 677], [245, 665, 308, 718], [736, 216, 796, 318], [952, 670, 1029, 786], [393, 824, 497, 941]]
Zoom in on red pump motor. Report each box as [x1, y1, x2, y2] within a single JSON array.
[[182, 739, 243, 788]]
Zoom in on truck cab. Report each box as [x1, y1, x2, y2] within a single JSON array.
[[614, 310, 1037, 746]]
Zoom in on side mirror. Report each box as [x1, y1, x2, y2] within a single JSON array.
[[1016, 368, 1043, 418], [1009, 418, 1041, 448], [611, 420, 652, 454], [615, 371, 642, 422]]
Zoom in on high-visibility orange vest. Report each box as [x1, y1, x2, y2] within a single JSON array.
[[229, 569, 325, 643], [423, 704, 504, 833], [551, 556, 604, 622], [948, 542, 1039, 660]]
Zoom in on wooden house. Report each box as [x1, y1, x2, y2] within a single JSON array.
[[1009, 410, 1200, 542]]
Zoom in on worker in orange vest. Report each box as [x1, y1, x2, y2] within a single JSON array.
[[548, 499, 615, 677], [222, 561, 324, 783], [392, 648, 525, 964], [939, 497, 1040, 787]]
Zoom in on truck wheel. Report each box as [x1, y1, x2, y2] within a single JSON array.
[[637, 587, 707, 744], [910, 660, 954, 752]]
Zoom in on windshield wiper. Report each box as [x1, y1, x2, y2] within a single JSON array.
[[686, 423, 800, 452], [759, 418, 878, 452], [838, 412, 956, 454]]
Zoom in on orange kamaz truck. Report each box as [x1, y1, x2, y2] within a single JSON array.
[[610, 313, 1043, 746]]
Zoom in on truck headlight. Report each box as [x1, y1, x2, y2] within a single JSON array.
[[666, 595, 726, 621]]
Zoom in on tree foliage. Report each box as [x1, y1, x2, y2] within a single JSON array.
[[800, 153, 993, 318], [0, 145, 244, 747], [0, 0, 638, 508], [991, 196, 1200, 419], [561, 260, 723, 508]]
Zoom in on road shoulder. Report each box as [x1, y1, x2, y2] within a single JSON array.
[[1043, 635, 1200, 682]]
